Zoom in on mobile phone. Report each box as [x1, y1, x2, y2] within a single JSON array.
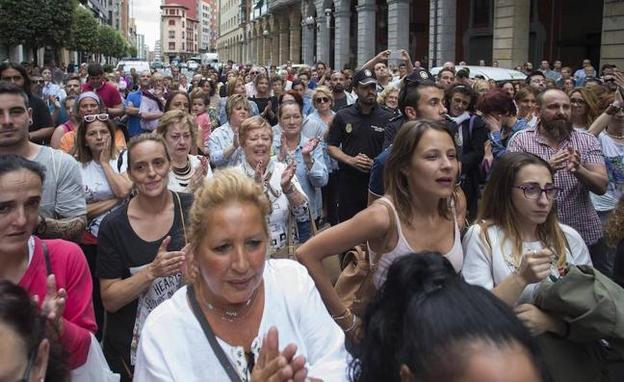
[[389, 50, 402, 61]]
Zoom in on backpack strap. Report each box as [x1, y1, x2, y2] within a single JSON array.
[[117, 149, 126, 173]]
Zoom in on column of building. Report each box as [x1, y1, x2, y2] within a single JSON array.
[[289, 11, 302, 63], [271, 16, 280, 66], [387, 0, 409, 52], [300, 0, 315, 65], [333, 0, 351, 70], [314, 0, 330, 64], [600, 0, 624, 68], [428, 0, 456, 68], [492, 0, 530, 69], [263, 18, 272, 66], [356, 0, 375, 66], [279, 13, 290, 64], [257, 22, 265, 65]]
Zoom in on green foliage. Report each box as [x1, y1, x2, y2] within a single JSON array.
[[70, 6, 98, 55], [128, 45, 138, 58], [97, 24, 117, 57]]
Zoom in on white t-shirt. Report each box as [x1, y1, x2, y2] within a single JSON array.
[[462, 223, 592, 304], [134, 260, 349, 382], [591, 132, 624, 212], [80, 159, 124, 237], [167, 155, 213, 193]]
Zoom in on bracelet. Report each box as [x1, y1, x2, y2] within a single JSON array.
[[344, 314, 359, 333], [332, 309, 351, 321]]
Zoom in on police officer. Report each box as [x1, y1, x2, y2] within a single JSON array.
[[326, 68, 394, 222]]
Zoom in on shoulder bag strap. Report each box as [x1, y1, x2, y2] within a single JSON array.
[[174, 192, 187, 245], [187, 285, 243, 382], [369, 198, 397, 267], [42, 241, 52, 276]]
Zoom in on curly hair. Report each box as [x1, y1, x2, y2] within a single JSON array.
[[606, 197, 624, 245]]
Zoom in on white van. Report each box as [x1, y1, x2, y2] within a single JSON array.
[[430, 65, 526, 83], [116, 59, 151, 74]]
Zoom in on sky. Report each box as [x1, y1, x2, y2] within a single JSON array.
[[132, 0, 161, 50]]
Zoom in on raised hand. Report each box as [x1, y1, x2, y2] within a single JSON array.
[[517, 248, 553, 285], [280, 161, 296, 192], [278, 133, 288, 162], [38, 274, 67, 334], [302, 137, 320, 157], [565, 147, 581, 173], [255, 160, 264, 184], [251, 327, 308, 382], [147, 236, 186, 280]]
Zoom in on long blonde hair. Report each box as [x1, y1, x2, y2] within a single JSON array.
[[477, 152, 567, 269]]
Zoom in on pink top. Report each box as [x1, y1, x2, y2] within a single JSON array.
[[81, 81, 122, 108], [196, 112, 212, 144], [19, 237, 97, 369], [370, 197, 463, 288], [62, 120, 75, 133]]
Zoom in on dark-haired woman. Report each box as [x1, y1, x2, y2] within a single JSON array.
[[250, 74, 278, 126], [446, 84, 488, 221], [0, 280, 70, 382], [297, 120, 465, 338], [352, 253, 542, 382], [462, 152, 594, 381], [0, 155, 96, 370], [97, 134, 192, 381]]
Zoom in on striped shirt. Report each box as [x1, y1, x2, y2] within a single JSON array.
[[507, 126, 605, 245]]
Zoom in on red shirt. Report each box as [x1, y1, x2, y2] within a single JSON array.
[[81, 81, 122, 109], [19, 237, 97, 369]]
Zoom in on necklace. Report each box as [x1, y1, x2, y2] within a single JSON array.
[[605, 131, 624, 140], [198, 284, 260, 322], [172, 158, 191, 176]]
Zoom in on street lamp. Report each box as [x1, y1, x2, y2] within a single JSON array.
[[302, 16, 315, 29], [324, 9, 332, 29], [263, 29, 269, 38]]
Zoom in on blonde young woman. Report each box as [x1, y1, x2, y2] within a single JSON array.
[[297, 120, 465, 337], [515, 87, 538, 129], [569, 88, 600, 130]]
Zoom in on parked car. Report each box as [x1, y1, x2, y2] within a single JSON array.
[[430, 65, 527, 84], [187, 60, 199, 71]]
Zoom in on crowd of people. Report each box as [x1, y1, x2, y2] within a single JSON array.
[[0, 51, 623, 382]]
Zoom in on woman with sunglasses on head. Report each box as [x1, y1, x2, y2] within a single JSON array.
[[0, 280, 70, 382], [58, 92, 127, 154], [462, 153, 592, 379], [96, 134, 193, 381], [75, 113, 133, 338]]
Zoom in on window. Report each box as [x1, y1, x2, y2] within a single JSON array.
[[169, 42, 175, 50], [168, 30, 175, 39], [472, 0, 492, 28]]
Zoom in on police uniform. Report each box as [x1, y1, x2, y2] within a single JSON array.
[[326, 69, 394, 222]]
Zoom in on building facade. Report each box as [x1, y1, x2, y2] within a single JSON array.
[[160, 3, 200, 62], [216, 0, 624, 70], [199, 0, 219, 52]]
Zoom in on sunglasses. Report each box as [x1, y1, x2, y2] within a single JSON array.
[[83, 114, 109, 123], [315, 97, 330, 104]]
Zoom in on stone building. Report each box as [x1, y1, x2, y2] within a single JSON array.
[[217, 0, 624, 71]]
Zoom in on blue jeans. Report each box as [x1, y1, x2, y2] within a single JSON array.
[[297, 218, 321, 243]]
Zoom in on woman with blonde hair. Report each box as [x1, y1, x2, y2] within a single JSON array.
[[156, 110, 212, 193], [134, 169, 348, 381], [376, 84, 400, 113], [218, 76, 259, 125], [298, 120, 465, 338], [208, 94, 251, 168]]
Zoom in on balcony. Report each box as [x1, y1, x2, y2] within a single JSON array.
[[268, 0, 298, 11]]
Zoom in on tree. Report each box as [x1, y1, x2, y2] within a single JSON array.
[[112, 31, 128, 59], [97, 24, 117, 60], [128, 46, 138, 58], [0, 0, 32, 53], [69, 7, 98, 58]]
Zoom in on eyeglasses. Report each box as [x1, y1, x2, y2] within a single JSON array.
[[83, 114, 109, 123], [570, 98, 586, 105], [315, 97, 330, 104], [33, 79, 44, 84], [513, 184, 561, 200], [1, 75, 23, 82]]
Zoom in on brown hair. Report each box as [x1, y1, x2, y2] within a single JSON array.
[[226, 77, 244, 97], [384, 120, 457, 225], [477, 152, 567, 269], [569, 88, 600, 127], [157, 109, 197, 144], [605, 197, 624, 245], [75, 118, 118, 164], [126, 133, 171, 173], [225, 94, 250, 120]]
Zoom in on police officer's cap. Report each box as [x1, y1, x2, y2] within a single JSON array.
[[353, 68, 377, 86], [405, 68, 435, 84]]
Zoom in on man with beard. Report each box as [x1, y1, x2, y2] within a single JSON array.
[[508, 88, 610, 275], [329, 70, 355, 112], [326, 68, 394, 222]]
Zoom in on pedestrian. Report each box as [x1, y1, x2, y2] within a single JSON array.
[[133, 169, 349, 381], [298, 119, 465, 339], [515, 87, 538, 129], [81, 63, 125, 118], [208, 94, 251, 168], [569, 88, 600, 130], [97, 134, 193, 381], [508, 88, 610, 275], [326, 68, 394, 222]]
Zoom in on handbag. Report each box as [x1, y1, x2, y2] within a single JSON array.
[[333, 200, 396, 317], [41, 242, 120, 382]]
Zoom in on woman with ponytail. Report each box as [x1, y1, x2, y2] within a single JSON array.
[[351, 253, 542, 382]]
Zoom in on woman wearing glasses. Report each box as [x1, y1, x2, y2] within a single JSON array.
[[569, 88, 600, 131], [462, 152, 591, 330], [76, 113, 133, 336]]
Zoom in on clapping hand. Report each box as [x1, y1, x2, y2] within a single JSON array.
[[280, 161, 296, 192], [565, 147, 581, 173], [302, 137, 320, 157], [251, 327, 308, 382]]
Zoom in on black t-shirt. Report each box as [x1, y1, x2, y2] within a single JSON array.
[[332, 94, 348, 112], [96, 191, 193, 365], [326, 103, 393, 175], [28, 93, 53, 131], [250, 95, 278, 126]]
